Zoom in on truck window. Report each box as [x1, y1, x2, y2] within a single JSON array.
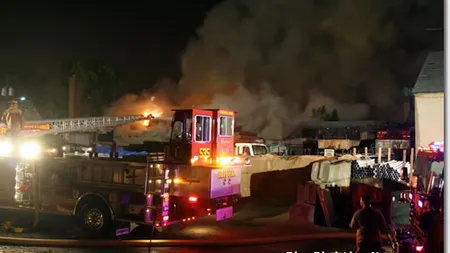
[[171, 121, 183, 140], [219, 116, 233, 136], [252, 145, 268, 155], [195, 115, 211, 142], [186, 117, 192, 138]]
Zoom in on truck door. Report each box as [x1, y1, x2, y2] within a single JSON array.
[[167, 110, 193, 164], [191, 109, 213, 165], [216, 111, 235, 158]]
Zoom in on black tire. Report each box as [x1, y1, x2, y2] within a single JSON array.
[[78, 203, 112, 238]]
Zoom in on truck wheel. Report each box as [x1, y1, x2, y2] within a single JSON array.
[[78, 203, 112, 238]]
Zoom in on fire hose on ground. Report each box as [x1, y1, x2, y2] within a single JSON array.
[[0, 233, 356, 247]]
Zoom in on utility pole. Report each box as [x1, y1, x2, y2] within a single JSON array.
[[1, 79, 14, 97]]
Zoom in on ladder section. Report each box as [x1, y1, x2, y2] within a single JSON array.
[[144, 153, 172, 227], [28, 115, 149, 134]]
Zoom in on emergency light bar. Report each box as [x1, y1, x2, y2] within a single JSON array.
[[420, 141, 444, 152], [429, 141, 443, 150]]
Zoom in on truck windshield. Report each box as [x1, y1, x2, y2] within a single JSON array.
[[171, 111, 192, 141], [252, 145, 268, 155]]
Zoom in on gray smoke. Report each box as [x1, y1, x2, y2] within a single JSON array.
[[176, 0, 425, 139], [108, 0, 436, 141]]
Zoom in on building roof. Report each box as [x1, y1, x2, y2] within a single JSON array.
[[285, 120, 392, 139], [412, 51, 444, 94]]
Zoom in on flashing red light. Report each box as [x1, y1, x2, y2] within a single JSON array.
[[163, 216, 169, 221], [222, 202, 228, 206], [207, 208, 211, 211], [415, 245, 423, 252], [187, 218, 191, 221], [192, 217, 195, 220], [189, 196, 198, 202]]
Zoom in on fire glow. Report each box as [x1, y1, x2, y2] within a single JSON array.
[[142, 110, 162, 126], [140, 96, 164, 126]]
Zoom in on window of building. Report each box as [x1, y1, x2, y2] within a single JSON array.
[[219, 116, 233, 136], [195, 115, 211, 142]]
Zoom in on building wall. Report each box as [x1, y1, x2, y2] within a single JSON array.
[[414, 92, 444, 149]]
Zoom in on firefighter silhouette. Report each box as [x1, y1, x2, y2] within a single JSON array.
[[1, 100, 25, 136], [167, 167, 176, 195]]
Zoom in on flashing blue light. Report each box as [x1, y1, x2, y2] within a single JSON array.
[[19, 97, 26, 101]]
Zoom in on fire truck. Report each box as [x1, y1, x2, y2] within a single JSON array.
[[397, 141, 444, 252], [8, 108, 247, 237], [375, 128, 414, 160]]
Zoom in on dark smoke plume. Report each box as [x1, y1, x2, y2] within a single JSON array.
[[176, 0, 436, 139], [110, 0, 441, 140]]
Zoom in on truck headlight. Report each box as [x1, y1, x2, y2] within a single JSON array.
[[0, 142, 12, 156], [20, 142, 40, 159]]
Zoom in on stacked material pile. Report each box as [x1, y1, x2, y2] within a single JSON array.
[[351, 161, 402, 182]]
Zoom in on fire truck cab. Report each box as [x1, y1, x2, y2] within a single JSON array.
[[143, 109, 248, 227], [165, 109, 235, 165]]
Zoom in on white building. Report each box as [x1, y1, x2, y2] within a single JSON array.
[[412, 51, 444, 149]]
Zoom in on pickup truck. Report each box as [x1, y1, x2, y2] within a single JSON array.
[[235, 142, 269, 156]]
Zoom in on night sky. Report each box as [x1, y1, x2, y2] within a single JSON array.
[[0, 1, 443, 124], [0, 1, 222, 94]]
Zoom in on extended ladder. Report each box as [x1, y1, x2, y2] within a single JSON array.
[[0, 115, 154, 136], [31, 115, 151, 134]]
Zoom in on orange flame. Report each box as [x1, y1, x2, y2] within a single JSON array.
[[106, 93, 172, 133], [142, 110, 163, 126], [142, 97, 163, 126]]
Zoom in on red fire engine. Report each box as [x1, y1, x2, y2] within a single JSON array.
[[397, 141, 444, 252], [375, 128, 412, 159], [9, 108, 248, 237]]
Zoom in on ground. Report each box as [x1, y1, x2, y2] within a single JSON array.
[[154, 202, 349, 240], [0, 199, 408, 253], [0, 168, 410, 253], [0, 239, 359, 253]]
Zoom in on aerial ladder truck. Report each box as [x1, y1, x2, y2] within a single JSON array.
[[0, 98, 151, 159], [5, 108, 248, 238]]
